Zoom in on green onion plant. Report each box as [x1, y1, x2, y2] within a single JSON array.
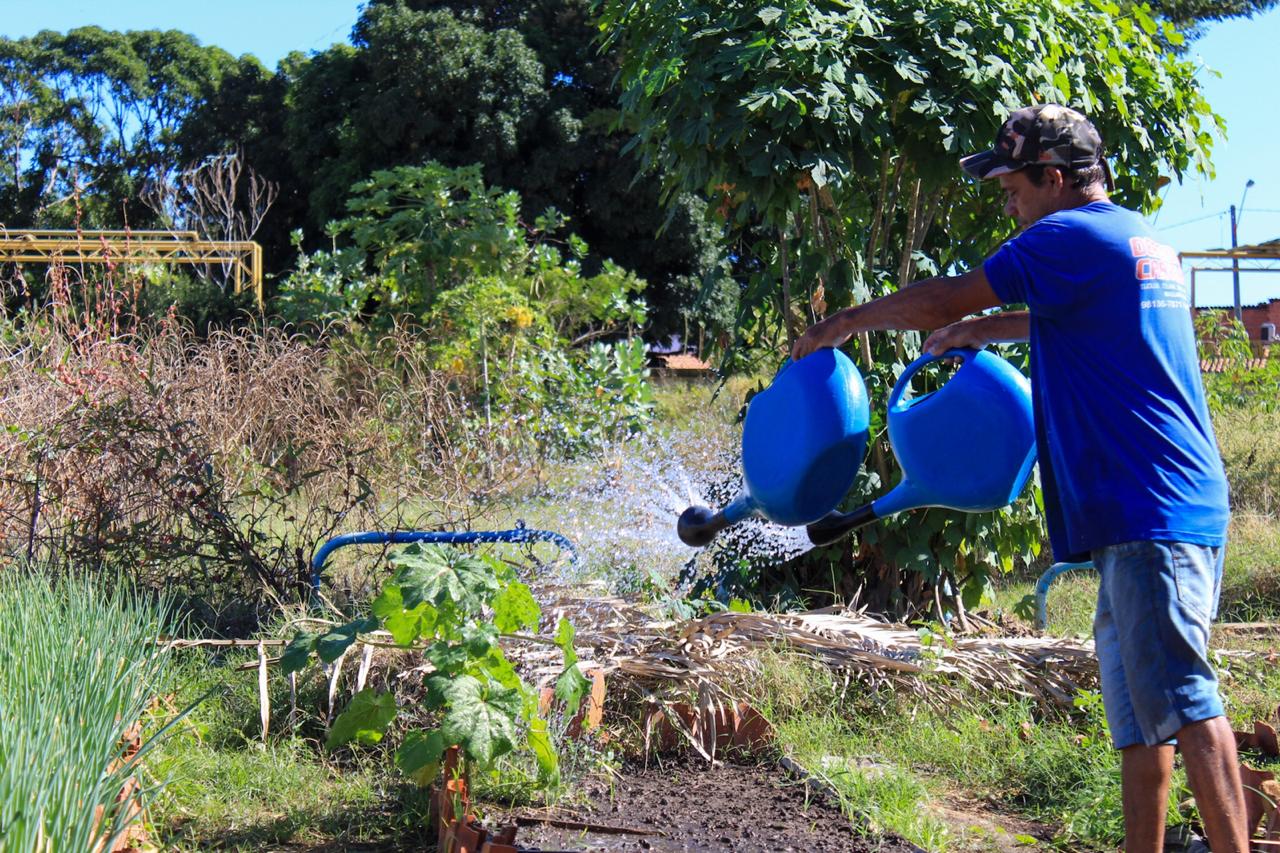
[[0, 573, 173, 851]]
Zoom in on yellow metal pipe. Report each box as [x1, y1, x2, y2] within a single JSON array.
[[0, 234, 264, 310]]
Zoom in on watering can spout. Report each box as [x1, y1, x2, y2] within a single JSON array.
[[677, 492, 756, 547], [805, 504, 879, 547], [805, 476, 976, 547]]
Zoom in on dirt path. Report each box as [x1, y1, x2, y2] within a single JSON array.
[[927, 792, 1056, 851], [498, 756, 923, 852]]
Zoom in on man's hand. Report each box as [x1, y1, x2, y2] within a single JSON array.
[[922, 312, 1030, 356], [922, 318, 991, 356], [791, 268, 1004, 362], [792, 311, 853, 361]]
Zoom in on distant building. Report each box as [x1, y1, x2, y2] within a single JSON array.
[[1193, 298, 1280, 345], [1184, 238, 1280, 346], [650, 352, 713, 376], [646, 335, 712, 376]]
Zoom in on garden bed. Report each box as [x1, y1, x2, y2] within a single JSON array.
[[498, 755, 922, 852]]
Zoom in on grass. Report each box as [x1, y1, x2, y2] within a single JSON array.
[[146, 648, 435, 851], [0, 573, 174, 851], [151, 735, 425, 851], [1216, 407, 1280, 518], [1219, 513, 1280, 622], [744, 651, 1216, 851], [144, 629, 615, 849], [744, 650, 951, 850]]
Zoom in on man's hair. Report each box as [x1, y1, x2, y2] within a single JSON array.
[[1024, 162, 1107, 190]]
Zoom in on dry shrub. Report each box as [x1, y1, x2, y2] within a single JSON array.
[[0, 264, 523, 630]]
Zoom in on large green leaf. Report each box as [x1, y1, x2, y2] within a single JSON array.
[[425, 640, 470, 676], [326, 688, 397, 749], [552, 617, 590, 716], [491, 580, 540, 633], [396, 728, 446, 786], [424, 673, 453, 710], [316, 617, 378, 663], [438, 675, 521, 765], [280, 631, 318, 675], [461, 624, 499, 659], [372, 582, 437, 646], [480, 647, 522, 691], [392, 544, 498, 613], [526, 716, 559, 785]]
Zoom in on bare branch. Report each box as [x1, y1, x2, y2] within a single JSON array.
[[141, 150, 278, 290]]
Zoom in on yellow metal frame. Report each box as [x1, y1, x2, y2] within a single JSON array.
[[0, 229, 263, 309]]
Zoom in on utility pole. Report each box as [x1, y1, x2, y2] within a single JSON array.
[[1230, 204, 1241, 322], [1230, 179, 1255, 324]]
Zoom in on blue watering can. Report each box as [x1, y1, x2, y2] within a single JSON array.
[[676, 347, 1037, 548], [676, 347, 870, 546]]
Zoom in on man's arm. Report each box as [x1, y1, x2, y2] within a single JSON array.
[[791, 266, 1002, 361], [921, 311, 1029, 355]]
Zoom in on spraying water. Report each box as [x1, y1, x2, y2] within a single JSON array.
[[538, 426, 818, 594]]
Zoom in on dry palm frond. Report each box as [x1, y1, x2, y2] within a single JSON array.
[[507, 590, 1103, 714]]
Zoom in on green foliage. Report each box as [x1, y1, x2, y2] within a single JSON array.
[[0, 573, 176, 851], [598, 0, 1219, 354], [280, 162, 649, 347], [274, 231, 383, 326], [552, 618, 591, 715], [336, 163, 527, 311], [1146, 0, 1279, 30], [597, 0, 1220, 613], [0, 28, 238, 226], [283, 543, 587, 789], [502, 338, 655, 461], [599, 0, 1216, 227], [286, 7, 549, 232], [2, 7, 730, 338], [326, 688, 398, 749], [278, 1, 727, 339], [1196, 310, 1280, 413], [273, 162, 660, 464], [423, 259, 647, 389]]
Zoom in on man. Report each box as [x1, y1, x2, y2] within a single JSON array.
[[792, 104, 1248, 852]]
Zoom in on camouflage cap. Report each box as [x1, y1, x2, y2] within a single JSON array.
[[960, 104, 1104, 180]]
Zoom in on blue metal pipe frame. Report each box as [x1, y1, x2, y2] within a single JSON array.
[[310, 521, 579, 593], [1033, 560, 1096, 630]]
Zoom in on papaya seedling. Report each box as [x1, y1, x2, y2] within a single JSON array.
[[282, 543, 590, 793]]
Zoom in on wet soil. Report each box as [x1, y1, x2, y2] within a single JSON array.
[[498, 755, 923, 852]]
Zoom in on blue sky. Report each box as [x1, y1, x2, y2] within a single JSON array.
[[1146, 7, 1280, 307], [0, 1, 363, 68], [2, 1, 1276, 305]]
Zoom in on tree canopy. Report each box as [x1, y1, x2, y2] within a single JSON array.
[[0, 0, 1257, 342], [0, 27, 237, 226]]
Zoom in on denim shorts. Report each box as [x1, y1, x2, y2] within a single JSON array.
[[1092, 540, 1225, 749]]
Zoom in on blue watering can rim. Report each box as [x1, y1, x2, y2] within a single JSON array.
[[887, 347, 980, 413]]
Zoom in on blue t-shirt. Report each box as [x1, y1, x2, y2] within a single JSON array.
[[984, 201, 1229, 562]]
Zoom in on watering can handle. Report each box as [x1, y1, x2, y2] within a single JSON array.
[[886, 348, 978, 413]]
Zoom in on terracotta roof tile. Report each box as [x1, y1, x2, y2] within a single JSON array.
[[655, 353, 711, 371], [1200, 357, 1271, 373]]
